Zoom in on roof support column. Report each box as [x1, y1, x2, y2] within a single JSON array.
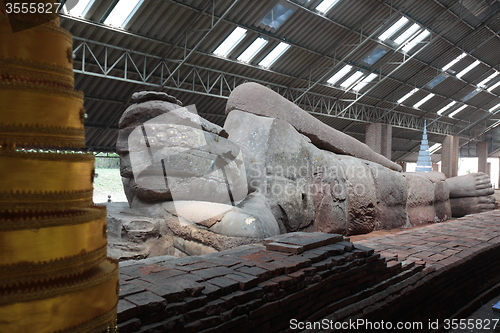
[[365, 123, 383, 155], [365, 123, 392, 159], [381, 124, 392, 160], [477, 141, 488, 174], [441, 135, 459, 178]]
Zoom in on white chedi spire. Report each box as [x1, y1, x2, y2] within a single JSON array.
[[416, 120, 433, 172]]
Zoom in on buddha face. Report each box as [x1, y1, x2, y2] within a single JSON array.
[[127, 105, 249, 222]]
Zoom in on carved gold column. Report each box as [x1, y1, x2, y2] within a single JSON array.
[[0, 3, 118, 332]]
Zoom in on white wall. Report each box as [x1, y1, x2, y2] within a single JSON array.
[[457, 157, 499, 189]]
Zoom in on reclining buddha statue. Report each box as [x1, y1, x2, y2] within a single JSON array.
[[115, 83, 496, 256]]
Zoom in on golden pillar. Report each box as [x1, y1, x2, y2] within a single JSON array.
[[0, 3, 118, 332]]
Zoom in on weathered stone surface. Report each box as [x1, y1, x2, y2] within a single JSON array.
[[264, 232, 342, 252], [336, 156, 378, 235], [114, 211, 500, 332], [131, 91, 183, 105], [120, 110, 244, 205], [106, 202, 175, 260], [210, 193, 280, 238], [423, 171, 447, 183], [433, 178, 452, 221], [117, 299, 138, 322], [225, 111, 413, 236], [114, 88, 496, 257], [404, 173, 437, 225], [126, 193, 279, 256], [494, 189, 500, 203], [173, 237, 218, 257], [403, 172, 451, 225], [225, 82, 402, 172], [119, 100, 182, 129], [444, 173, 495, 217], [131, 192, 279, 241], [117, 97, 233, 207], [122, 219, 159, 243], [116, 127, 134, 154], [446, 172, 495, 198], [371, 162, 409, 231], [450, 195, 496, 217], [119, 101, 227, 138], [266, 242, 304, 254], [125, 291, 167, 314], [128, 177, 172, 203], [225, 111, 349, 235], [120, 153, 133, 178], [122, 177, 135, 204]]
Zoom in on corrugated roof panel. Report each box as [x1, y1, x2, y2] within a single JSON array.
[[328, 0, 385, 31], [55, 0, 500, 154], [404, 0, 448, 26], [414, 39, 452, 65], [474, 37, 500, 66], [430, 11, 471, 43]]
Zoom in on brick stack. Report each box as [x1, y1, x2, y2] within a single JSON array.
[[116, 232, 416, 332], [116, 210, 500, 333], [357, 210, 500, 329]]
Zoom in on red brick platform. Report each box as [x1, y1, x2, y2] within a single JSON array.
[[354, 210, 500, 270], [116, 210, 500, 333]]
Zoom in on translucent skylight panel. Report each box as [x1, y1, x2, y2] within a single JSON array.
[[237, 38, 267, 62], [490, 103, 500, 112], [413, 93, 435, 108], [394, 23, 421, 45], [427, 74, 447, 88], [340, 71, 364, 89], [463, 88, 481, 101], [487, 80, 500, 92], [315, 0, 340, 13], [353, 73, 377, 91], [65, 0, 94, 16], [448, 105, 468, 118], [104, 0, 143, 27], [456, 60, 480, 79], [258, 42, 290, 68], [327, 65, 352, 85], [428, 143, 442, 154], [478, 72, 499, 88], [214, 27, 247, 57], [397, 88, 419, 104], [442, 53, 466, 71], [402, 30, 430, 53], [437, 101, 457, 115], [363, 48, 388, 65], [260, 4, 294, 30], [378, 17, 409, 41]]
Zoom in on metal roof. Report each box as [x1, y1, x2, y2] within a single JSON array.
[[59, 0, 500, 162]]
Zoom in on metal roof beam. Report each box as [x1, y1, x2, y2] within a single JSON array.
[[72, 38, 480, 138], [64, 5, 492, 133], [160, 0, 479, 115], [379, 0, 500, 131], [339, 35, 432, 115], [161, 0, 240, 87]]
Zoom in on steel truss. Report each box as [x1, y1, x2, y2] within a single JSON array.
[[73, 38, 483, 139]]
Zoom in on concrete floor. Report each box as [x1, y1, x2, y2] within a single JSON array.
[[449, 293, 500, 333]]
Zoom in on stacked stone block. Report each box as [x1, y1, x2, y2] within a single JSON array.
[[116, 232, 415, 332], [116, 210, 500, 332]]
